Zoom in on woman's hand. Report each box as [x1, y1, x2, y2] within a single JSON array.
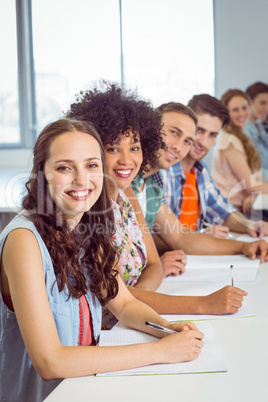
[[201, 285, 248, 314], [155, 327, 204, 363], [160, 250, 187, 277]]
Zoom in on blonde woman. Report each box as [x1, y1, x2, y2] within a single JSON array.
[[212, 89, 268, 216]]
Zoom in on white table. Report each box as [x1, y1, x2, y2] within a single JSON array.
[[44, 262, 268, 402]]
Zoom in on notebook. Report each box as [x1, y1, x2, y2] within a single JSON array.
[[165, 254, 260, 283], [98, 322, 227, 376]]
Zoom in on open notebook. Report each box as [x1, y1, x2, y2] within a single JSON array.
[[98, 322, 227, 376], [165, 254, 260, 283]]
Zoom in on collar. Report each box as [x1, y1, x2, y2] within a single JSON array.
[[193, 160, 203, 172]]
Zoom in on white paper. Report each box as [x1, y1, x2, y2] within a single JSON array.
[[165, 254, 259, 283], [235, 234, 268, 243], [98, 322, 227, 376]]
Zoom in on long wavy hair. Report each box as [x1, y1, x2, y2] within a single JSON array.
[[221, 89, 261, 172], [66, 80, 164, 177], [22, 118, 118, 305]]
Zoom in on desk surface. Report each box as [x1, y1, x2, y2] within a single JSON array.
[[44, 262, 268, 402]]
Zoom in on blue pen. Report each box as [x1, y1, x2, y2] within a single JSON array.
[[230, 264, 234, 286]]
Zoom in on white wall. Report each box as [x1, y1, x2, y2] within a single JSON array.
[[213, 0, 268, 98]]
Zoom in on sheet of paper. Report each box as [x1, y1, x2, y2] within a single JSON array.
[[98, 322, 227, 376], [165, 254, 259, 283], [235, 234, 268, 243]]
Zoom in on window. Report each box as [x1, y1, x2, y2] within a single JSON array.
[[122, 0, 215, 107], [0, 0, 214, 148], [32, 0, 121, 134], [0, 2, 20, 146]]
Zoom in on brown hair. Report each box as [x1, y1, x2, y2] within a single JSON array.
[[156, 101, 198, 130], [22, 118, 118, 305], [221, 89, 261, 172], [245, 81, 268, 100], [188, 94, 230, 128]]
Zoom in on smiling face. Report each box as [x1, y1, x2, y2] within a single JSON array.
[[157, 111, 196, 170], [250, 93, 268, 122], [44, 131, 103, 226], [184, 113, 223, 166], [227, 96, 250, 128], [103, 131, 143, 195]]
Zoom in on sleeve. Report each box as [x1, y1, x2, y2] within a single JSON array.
[[217, 131, 244, 154], [160, 169, 182, 217], [201, 165, 237, 225]]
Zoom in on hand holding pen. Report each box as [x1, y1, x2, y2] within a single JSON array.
[[145, 321, 204, 362], [201, 222, 233, 239]]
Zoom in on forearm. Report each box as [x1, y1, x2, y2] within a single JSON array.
[[135, 263, 164, 291], [41, 338, 160, 380], [223, 212, 251, 233], [172, 231, 245, 255], [127, 287, 205, 314]]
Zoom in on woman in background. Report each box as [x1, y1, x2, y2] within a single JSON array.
[[212, 89, 268, 216]]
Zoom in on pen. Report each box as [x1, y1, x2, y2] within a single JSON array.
[[145, 321, 178, 335], [230, 264, 234, 286]]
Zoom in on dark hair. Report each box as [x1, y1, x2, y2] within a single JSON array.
[[156, 101, 198, 129], [187, 94, 230, 128], [246, 81, 268, 100], [22, 118, 118, 305], [220, 89, 261, 172], [66, 80, 164, 176]]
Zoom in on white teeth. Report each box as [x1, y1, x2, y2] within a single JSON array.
[[116, 169, 131, 175], [69, 190, 90, 197], [167, 152, 176, 159]]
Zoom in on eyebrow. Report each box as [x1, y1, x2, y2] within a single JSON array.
[[170, 125, 183, 134], [109, 138, 141, 145], [187, 136, 195, 142], [54, 157, 101, 163]]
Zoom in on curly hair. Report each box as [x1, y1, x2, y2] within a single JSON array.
[[220, 89, 261, 172], [22, 118, 118, 305], [66, 80, 164, 176]]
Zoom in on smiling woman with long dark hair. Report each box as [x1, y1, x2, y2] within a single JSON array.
[[0, 117, 203, 402]]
